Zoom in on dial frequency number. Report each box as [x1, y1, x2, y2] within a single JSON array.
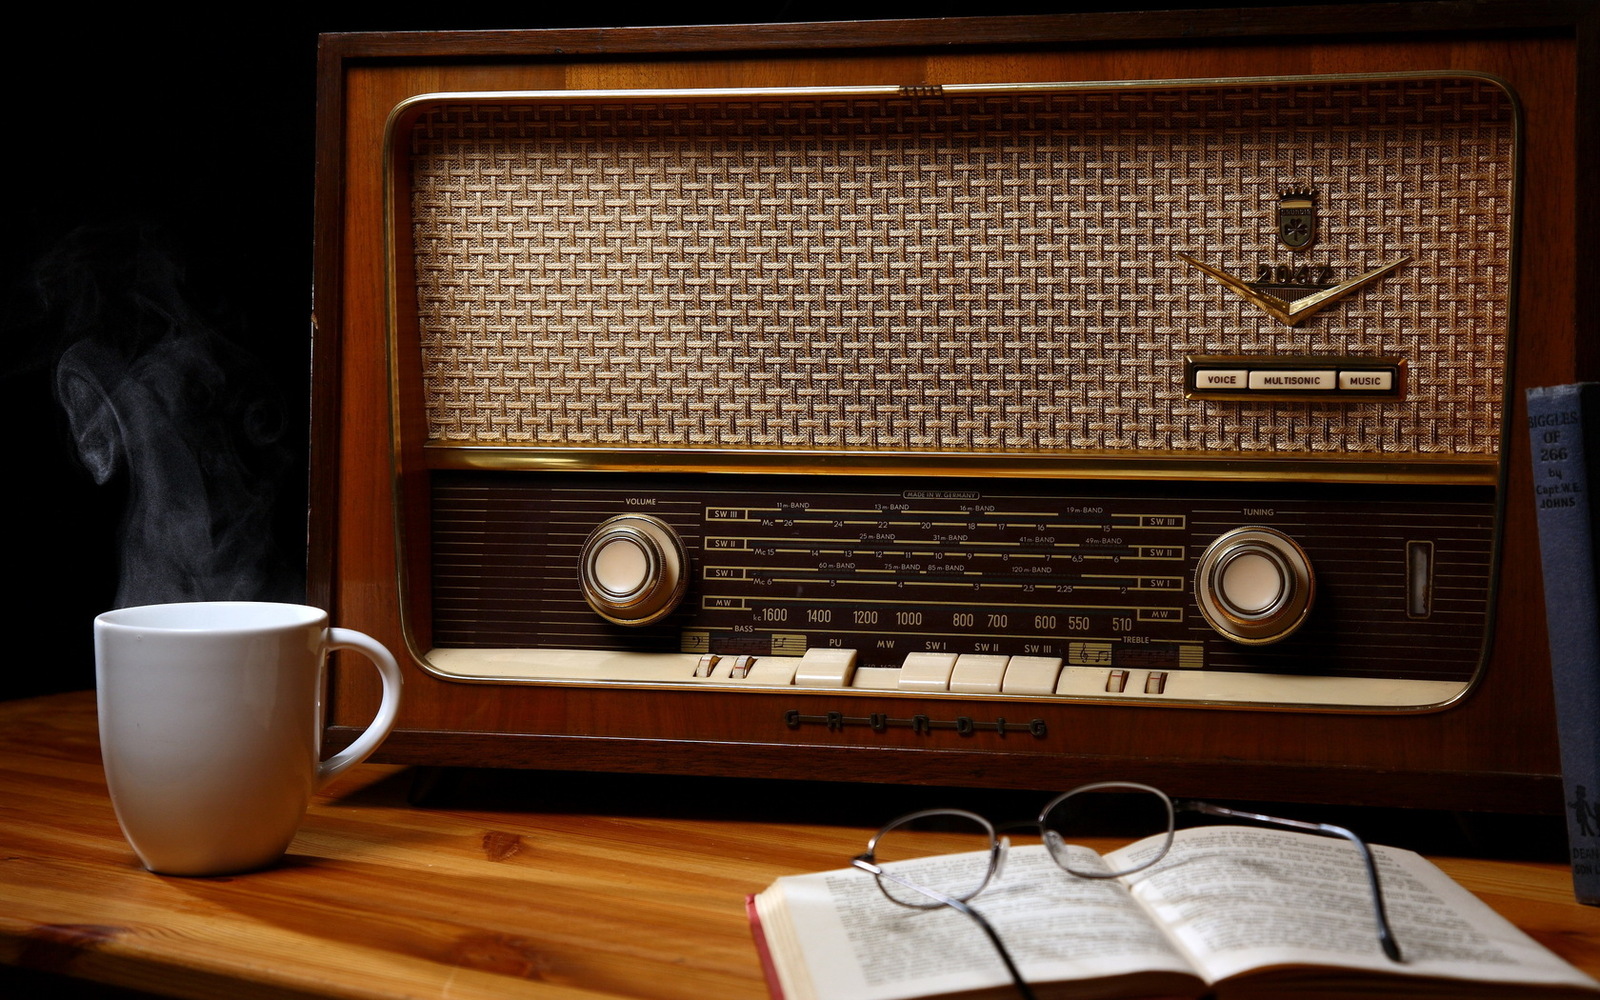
[[693, 490, 1189, 667]]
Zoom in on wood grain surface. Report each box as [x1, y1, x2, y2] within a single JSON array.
[[311, 7, 1598, 812], [1, 691, 1596, 999]]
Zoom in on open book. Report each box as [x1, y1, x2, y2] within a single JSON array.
[[748, 826, 1600, 1000]]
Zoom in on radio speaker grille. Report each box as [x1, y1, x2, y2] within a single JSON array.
[[404, 77, 1514, 458]]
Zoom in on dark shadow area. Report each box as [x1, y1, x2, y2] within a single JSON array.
[[0, 968, 172, 1000], [390, 765, 1571, 863], [0, 4, 1426, 702]]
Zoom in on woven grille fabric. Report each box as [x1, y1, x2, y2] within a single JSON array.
[[406, 78, 1513, 457]]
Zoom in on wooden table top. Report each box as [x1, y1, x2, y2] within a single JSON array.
[[2, 690, 1597, 999]]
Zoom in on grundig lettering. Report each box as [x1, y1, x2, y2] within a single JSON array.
[[783, 710, 1047, 738]]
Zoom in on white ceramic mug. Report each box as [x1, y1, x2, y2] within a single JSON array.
[[94, 602, 403, 876]]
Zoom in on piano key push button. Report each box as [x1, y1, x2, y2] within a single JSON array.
[[578, 514, 688, 626], [1195, 526, 1314, 645]]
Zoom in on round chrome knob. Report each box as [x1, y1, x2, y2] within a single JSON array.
[[1194, 526, 1314, 645], [577, 514, 688, 626]]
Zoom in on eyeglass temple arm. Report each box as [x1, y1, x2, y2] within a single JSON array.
[[1173, 801, 1403, 963], [850, 858, 1040, 1000]]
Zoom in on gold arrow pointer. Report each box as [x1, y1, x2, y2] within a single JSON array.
[[1179, 253, 1412, 327]]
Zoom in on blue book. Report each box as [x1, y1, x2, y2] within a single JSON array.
[[1527, 383, 1600, 905]]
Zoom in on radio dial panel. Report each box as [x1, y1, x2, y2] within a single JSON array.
[[424, 472, 1493, 710]]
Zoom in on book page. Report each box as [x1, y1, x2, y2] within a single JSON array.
[[1105, 826, 1599, 991], [758, 845, 1202, 1000]]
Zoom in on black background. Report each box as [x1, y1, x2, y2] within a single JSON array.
[[0, 2, 1393, 701]]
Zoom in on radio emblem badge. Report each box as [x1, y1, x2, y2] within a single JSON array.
[[1179, 187, 1409, 327], [1276, 189, 1317, 251]]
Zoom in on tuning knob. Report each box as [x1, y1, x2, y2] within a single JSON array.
[[577, 515, 688, 626], [1194, 526, 1314, 645]]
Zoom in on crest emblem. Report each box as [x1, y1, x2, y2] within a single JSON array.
[[1180, 186, 1409, 327], [1277, 189, 1317, 251]]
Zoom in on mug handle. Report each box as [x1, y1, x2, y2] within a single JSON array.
[[316, 628, 404, 789]]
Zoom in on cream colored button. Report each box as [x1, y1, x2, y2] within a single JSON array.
[[1195, 369, 1249, 390], [1000, 656, 1063, 694], [899, 652, 959, 691], [950, 654, 1009, 694], [795, 648, 857, 687], [745, 657, 801, 685], [1339, 370, 1394, 391], [1249, 370, 1336, 391]]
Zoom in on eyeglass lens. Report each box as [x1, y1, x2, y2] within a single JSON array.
[[1039, 782, 1177, 878], [870, 809, 997, 908]]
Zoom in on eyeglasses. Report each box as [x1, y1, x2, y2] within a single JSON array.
[[849, 782, 1401, 1000]]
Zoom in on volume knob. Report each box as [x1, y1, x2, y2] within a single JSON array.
[[1195, 526, 1314, 645], [578, 514, 688, 626]]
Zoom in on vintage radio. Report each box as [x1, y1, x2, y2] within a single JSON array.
[[312, 4, 1598, 811]]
